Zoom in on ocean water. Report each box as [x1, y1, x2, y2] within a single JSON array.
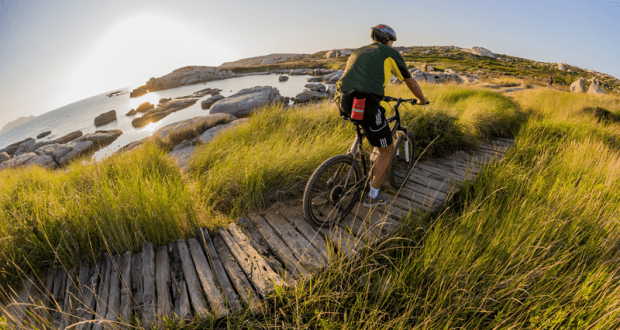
[[0, 74, 314, 160]]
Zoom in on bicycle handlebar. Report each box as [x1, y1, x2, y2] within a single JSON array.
[[382, 96, 429, 106]]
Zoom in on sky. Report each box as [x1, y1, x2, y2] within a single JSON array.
[[0, 0, 619, 129]]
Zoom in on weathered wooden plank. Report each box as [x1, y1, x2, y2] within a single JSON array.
[[415, 163, 465, 183], [76, 264, 91, 311], [424, 160, 475, 181], [479, 141, 510, 153], [168, 242, 191, 322], [195, 228, 241, 312], [350, 203, 399, 238], [130, 252, 143, 323], [247, 214, 311, 279], [187, 238, 227, 318], [141, 242, 157, 329], [278, 212, 333, 263], [155, 246, 174, 323], [407, 171, 455, 194], [236, 217, 289, 277], [119, 251, 133, 327], [104, 255, 122, 328], [92, 254, 112, 330], [25, 276, 48, 330], [51, 269, 67, 327], [438, 156, 480, 173], [339, 213, 382, 243], [59, 270, 78, 330], [176, 239, 211, 318], [393, 185, 438, 210], [319, 226, 365, 258], [384, 192, 426, 214], [219, 224, 286, 298], [261, 212, 327, 269], [76, 261, 101, 330], [213, 235, 262, 312], [400, 179, 447, 205], [43, 268, 56, 310], [4, 277, 35, 328], [176, 281, 191, 323]]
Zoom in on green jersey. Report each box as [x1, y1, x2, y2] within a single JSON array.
[[336, 42, 412, 97]]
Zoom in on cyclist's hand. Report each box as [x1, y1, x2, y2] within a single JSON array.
[[418, 97, 429, 105]]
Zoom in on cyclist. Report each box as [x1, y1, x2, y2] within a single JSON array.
[[335, 24, 429, 208]]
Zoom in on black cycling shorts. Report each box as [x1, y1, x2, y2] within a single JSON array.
[[337, 90, 393, 148]]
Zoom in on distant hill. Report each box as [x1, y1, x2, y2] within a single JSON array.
[[0, 115, 36, 133], [219, 53, 304, 68]]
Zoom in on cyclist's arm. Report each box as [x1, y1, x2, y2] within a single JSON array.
[[405, 78, 429, 105]]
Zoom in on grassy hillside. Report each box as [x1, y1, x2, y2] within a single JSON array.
[[1, 80, 619, 329]]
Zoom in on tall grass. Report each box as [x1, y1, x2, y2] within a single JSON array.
[[210, 89, 620, 329], [0, 142, 198, 286]]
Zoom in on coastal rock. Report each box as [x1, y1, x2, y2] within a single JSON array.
[[136, 102, 155, 113], [327, 84, 336, 97], [37, 131, 52, 139], [6, 138, 34, 150], [557, 63, 567, 71], [25, 154, 57, 170], [57, 141, 94, 166], [279, 76, 289, 82], [159, 98, 172, 104], [130, 85, 148, 98], [14, 139, 36, 157], [210, 86, 284, 116], [294, 90, 329, 104], [0, 152, 9, 164], [321, 70, 344, 84], [462, 46, 497, 58], [76, 130, 123, 149], [0, 152, 37, 171], [588, 82, 607, 95], [306, 76, 323, 82], [570, 78, 586, 93], [126, 109, 137, 116], [27, 141, 55, 152], [53, 131, 83, 144], [117, 138, 148, 154], [145, 66, 236, 92], [94, 110, 117, 127], [201, 94, 225, 110], [131, 98, 198, 128], [154, 113, 237, 142], [326, 50, 340, 59], [193, 88, 222, 98], [197, 118, 248, 144], [304, 83, 326, 93], [106, 91, 123, 97], [168, 146, 195, 171]]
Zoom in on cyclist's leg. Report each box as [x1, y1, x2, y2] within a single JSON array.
[[360, 104, 394, 190]]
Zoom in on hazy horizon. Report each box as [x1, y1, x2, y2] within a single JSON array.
[[1, 0, 619, 129]]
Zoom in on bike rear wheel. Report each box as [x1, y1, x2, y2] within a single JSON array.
[[303, 154, 363, 226], [387, 130, 417, 189]]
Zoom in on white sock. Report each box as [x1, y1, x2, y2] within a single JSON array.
[[369, 187, 379, 199]]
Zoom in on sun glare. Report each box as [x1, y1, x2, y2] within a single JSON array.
[[61, 14, 229, 106]]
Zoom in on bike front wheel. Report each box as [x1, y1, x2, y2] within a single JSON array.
[[387, 130, 417, 189], [303, 154, 363, 227]]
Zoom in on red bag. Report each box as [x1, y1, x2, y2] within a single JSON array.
[[351, 97, 365, 120]]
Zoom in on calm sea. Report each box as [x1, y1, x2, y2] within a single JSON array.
[[0, 74, 313, 160]]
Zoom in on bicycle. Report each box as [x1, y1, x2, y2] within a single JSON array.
[[303, 96, 422, 226]]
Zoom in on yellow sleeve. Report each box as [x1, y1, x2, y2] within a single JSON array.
[[383, 57, 405, 87]]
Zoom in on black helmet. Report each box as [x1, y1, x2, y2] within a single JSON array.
[[371, 24, 397, 44]]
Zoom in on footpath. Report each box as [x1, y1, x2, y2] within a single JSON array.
[[1, 138, 513, 329]]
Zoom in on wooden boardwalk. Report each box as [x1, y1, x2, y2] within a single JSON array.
[[0, 139, 513, 329]]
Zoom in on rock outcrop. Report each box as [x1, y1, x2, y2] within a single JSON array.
[[201, 94, 225, 110], [571, 78, 586, 93], [0, 139, 95, 171], [325, 49, 353, 58], [219, 54, 302, 68], [37, 131, 52, 139], [53, 131, 83, 144], [0, 152, 9, 165], [210, 86, 285, 116], [136, 102, 155, 113], [197, 118, 248, 144], [279, 76, 289, 82], [588, 82, 607, 95], [76, 130, 123, 149], [94, 110, 117, 127], [154, 113, 237, 142], [557, 63, 567, 71], [131, 99, 198, 128], [130, 86, 148, 98], [462, 46, 497, 58], [144, 66, 236, 92]]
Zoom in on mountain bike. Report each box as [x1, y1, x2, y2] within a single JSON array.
[[303, 96, 421, 226]]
